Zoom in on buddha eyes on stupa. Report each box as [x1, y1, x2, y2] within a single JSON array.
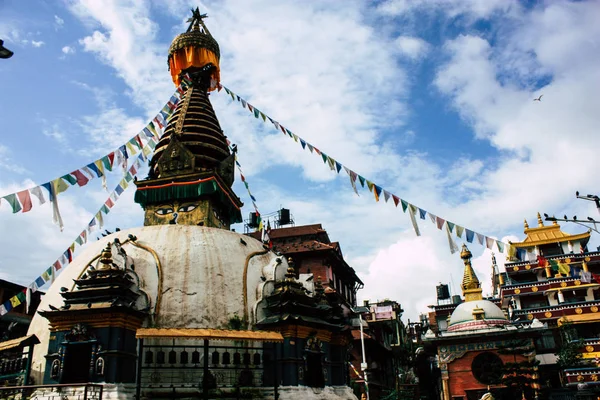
[[178, 204, 197, 212], [155, 207, 174, 215]]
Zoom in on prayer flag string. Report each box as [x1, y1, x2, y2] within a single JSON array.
[[219, 84, 508, 255]]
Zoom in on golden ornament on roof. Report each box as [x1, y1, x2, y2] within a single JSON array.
[[168, 8, 221, 89]]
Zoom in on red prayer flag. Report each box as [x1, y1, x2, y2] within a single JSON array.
[[135, 135, 144, 148], [71, 170, 90, 187], [392, 195, 400, 207], [108, 152, 115, 167], [537, 255, 547, 267], [16, 190, 32, 213], [105, 198, 114, 208], [592, 273, 600, 285], [53, 260, 62, 272], [436, 216, 445, 230]]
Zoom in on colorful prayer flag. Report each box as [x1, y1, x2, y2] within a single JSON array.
[[3, 193, 22, 213]]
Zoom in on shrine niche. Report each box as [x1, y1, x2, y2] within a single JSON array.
[[157, 137, 195, 177]]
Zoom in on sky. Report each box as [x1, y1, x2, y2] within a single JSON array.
[[1, 0, 599, 322]]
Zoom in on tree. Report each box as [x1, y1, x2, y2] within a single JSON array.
[[497, 339, 540, 399], [555, 322, 583, 370]]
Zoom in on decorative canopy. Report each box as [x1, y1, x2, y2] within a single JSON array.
[[0, 334, 39, 352], [168, 8, 220, 89], [136, 328, 284, 342]]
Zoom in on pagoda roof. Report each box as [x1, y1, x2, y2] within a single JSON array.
[[512, 222, 590, 248]]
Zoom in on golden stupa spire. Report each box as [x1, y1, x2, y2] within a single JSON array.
[[524, 219, 529, 230], [460, 244, 483, 302], [537, 212, 544, 227]]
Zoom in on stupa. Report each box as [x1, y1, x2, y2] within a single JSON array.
[[26, 9, 356, 400]]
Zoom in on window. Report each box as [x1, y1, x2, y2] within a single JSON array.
[[471, 352, 503, 384], [535, 331, 556, 351]]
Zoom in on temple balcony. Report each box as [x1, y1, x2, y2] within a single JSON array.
[[512, 299, 600, 322], [504, 251, 600, 277], [502, 276, 599, 297], [564, 366, 600, 387]]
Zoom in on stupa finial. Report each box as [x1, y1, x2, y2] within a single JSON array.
[[537, 212, 544, 227]]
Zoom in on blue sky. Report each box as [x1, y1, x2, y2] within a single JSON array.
[[1, 0, 600, 320]]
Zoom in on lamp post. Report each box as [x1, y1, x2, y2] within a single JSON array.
[[576, 192, 600, 216], [0, 40, 14, 59], [353, 305, 371, 400]]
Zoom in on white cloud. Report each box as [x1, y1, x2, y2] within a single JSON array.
[[61, 45, 75, 55], [394, 36, 430, 60], [54, 15, 65, 29], [0, 145, 28, 175], [432, 1, 600, 232], [30, 40, 45, 47], [378, 0, 518, 20]]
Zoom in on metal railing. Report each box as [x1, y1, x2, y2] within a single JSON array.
[[0, 383, 103, 399]]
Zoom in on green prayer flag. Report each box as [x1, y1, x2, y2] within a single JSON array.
[[496, 241, 505, 253], [102, 155, 112, 171], [285, 129, 293, 138], [254, 108, 260, 118], [126, 171, 134, 182], [447, 222, 455, 233], [3, 193, 22, 213], [401, 200, 408, 213], [148, 140, 157, 150], [101, 204, 110, 214], [548, 259, 559, 272], [321, 153, 328, 164], [75, 236, 83, 245], [62, 174, 78, 185], [358, 175, 365, 187], [16, 291, 26, 302], [130, 137, 142, 149]]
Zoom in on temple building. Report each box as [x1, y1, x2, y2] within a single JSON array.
[[424, 245, 543, 400], [498, 214, 600, 389], [24, 9, 357, 400]]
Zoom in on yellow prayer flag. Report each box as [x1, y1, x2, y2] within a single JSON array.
[[52, 178, 70, 195], [558, 260, 570, 275], [94, 160, 105, 175], [9, 296, 21, 308], [142, 146, 152, 157], [366, 180, 374, 193], [126, 141, 136, 155], [373, 189, 379, 202]]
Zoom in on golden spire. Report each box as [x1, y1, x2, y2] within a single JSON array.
[[460, 244, 483, 302], [524, 219, 529, 230], [537, 212, 544, 227], [98, 243, 114, 271]]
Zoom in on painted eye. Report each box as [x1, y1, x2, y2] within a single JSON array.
[[156, 207, 174, 215], [178, 204, 197, 212]]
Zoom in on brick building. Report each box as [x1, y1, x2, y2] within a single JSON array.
[[424, 245, 543, 400]]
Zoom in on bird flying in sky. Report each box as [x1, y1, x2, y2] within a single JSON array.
[[534, 94, 543, 101]]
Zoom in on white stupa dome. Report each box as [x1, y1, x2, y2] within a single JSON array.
[[27, 225, 287, 382], [448, 299, 509, 332]]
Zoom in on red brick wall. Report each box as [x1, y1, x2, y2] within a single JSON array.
[[447, 350, 527, 397]]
